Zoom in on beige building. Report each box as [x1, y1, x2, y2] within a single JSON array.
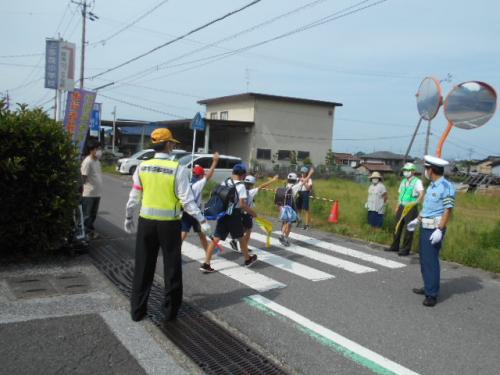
[[198, 93, 342, 169]]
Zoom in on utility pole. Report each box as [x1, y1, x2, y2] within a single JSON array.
[[72, 0, 98, 89], [112, 106, 117, 153]]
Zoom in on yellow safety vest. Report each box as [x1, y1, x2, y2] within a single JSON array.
[[138, 158, 182, 221]]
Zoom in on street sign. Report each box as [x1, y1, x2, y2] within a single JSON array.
[[190, 112, 205, 131], [89, 102, 102, 137]]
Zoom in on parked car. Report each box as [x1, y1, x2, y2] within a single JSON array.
[[177, 153, 242, 183], [116, 149, 189, 175]]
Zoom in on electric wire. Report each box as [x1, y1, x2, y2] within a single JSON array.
[[90, 0, 171, 47], [112, 0, 389, 85], [98, 93, 186, 119], [88, 0, 262, 80]]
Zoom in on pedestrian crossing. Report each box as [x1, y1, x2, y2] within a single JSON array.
[[182, 231, 408, 293]]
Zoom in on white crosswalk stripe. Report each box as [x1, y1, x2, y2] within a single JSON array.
[[182, 242, 286, 292], [244, 244, 334, 281], [251, 233, 376, 274], [281, 231, 406, 269]]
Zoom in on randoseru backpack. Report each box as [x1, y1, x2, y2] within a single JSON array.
[[204, 178, 241, 220], [274, 186, 296, 209]]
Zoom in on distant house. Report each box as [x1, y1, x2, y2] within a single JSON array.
[[359, 151, 412, 172], [473, 156, 500, 176], [333, 152, 360, 167], [355, 163, 394, 176]]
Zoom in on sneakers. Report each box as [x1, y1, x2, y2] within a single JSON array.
[[284, 237, 291, 247], [229, 239, 239, 251], [279, 235, 287, 246], [199, 263, 215, 273], [303, 225, 310, 230], [244, 254, 258, 267]]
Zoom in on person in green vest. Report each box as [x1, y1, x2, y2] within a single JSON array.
[[123, 128, 212, 322], [387, 162, 424, 256]]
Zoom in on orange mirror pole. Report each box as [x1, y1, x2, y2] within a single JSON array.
[[435, 121, 453, 157]]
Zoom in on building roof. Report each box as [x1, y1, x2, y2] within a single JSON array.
[[356, 163, 394, 172], [360, 151, 411, 161], [333, 152, 360, 160], [198, 92, 343, 108]]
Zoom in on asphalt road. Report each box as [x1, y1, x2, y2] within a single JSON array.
[[96, 173, 500, 375]]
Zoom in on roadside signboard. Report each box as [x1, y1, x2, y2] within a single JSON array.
[[44, 39, 76, 91], [63, 89, 97, 153], [89, 102, 102, 137]]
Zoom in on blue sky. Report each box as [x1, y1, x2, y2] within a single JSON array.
[[1, 0, 499, 160]]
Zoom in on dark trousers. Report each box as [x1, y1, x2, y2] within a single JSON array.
[[131, 217, 183, 321], [419, 227, 445, 298], [82, 196, 100, 231], [390, 204, 418, 254]]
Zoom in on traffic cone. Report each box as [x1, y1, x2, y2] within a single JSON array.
[[328, 201, 339, 223]]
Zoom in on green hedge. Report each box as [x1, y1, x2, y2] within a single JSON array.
[[0, 102, 80, 255]]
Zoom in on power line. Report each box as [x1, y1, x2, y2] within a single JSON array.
[[0, 62, 44, 68], [88, 0, 262, 80], [116, 0, 331, 82], [0, 53, 44, 59], [90, 0, 171, 47], [98, 93, 186, 119], [115, 0, 389, 85]]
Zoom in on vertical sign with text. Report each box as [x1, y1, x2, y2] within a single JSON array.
[[89, 102, 102, 137], [63, 89, 97, 153]]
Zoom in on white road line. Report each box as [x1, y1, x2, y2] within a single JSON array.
[[276, 231, 406, 269], [251, 233, 376, 274], [244, 244, 335, 281], [246, 295, 420, 375], [182, 242, 286, 292]]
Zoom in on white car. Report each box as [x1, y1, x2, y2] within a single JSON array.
[[177, 153, 243, 183], [116, 149, 189, 175]]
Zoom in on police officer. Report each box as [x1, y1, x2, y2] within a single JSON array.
[[407, 155, 455, 307], [387, 162, 424, 256], [124, 128, 212, 321]]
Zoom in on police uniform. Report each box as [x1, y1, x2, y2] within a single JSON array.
[[124, 129, 206, 322], [417, 155, 455, 304]]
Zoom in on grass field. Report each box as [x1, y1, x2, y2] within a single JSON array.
[[252, 177, 500, 274]]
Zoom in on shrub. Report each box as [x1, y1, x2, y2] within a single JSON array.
[[0, 102, 80, 255]]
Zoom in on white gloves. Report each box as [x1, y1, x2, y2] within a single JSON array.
[[407, 218, 419, 232], [200, 221, 213, 238], [364, 202, 368, 209], [429, 228, 443, 245], [124, 218, 135, 234]]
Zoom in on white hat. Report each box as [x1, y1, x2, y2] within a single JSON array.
[[244, 175, 256, 184], [287, 172, 298, 181], [424, 155, 449, 168], [369, 171, 383, 180]]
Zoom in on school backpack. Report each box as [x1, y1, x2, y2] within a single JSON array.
[[204, 178, 242, 220], [274, 186, 296, 209]]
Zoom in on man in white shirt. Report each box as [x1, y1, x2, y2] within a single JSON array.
[[200, 164, 257, 273], [80, 140, 103, 239], [181, 152, 219, 252]]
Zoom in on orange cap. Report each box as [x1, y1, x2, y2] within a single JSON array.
[[151, 128, 179, 144]]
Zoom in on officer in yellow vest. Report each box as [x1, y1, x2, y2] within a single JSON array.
[[387, 162, 424, 256], [124, 128, 212, 322]]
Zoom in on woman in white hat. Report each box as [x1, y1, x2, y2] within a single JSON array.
[[365, 171, 388, 228]]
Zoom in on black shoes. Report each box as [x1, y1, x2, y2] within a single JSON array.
[[385, 247, 398, 252], [398, 251, 410, 256], [200, 263, 215, 273], [131, 311, 147, 322], [413, 288, 438, 306], [244, 254, 258, 267], [423, 296, 437, 307]]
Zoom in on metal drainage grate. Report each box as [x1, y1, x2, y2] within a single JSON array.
[[89, 244, 288, 375]]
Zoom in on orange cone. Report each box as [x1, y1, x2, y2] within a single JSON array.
[[328, 201, 339, 223]]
